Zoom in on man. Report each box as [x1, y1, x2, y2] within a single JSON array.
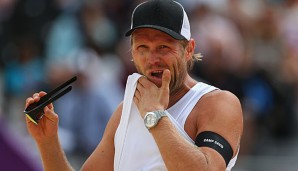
[[25, 0, 243, 170]]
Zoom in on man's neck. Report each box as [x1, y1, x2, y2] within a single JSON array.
[[168, 75, 197, 108]]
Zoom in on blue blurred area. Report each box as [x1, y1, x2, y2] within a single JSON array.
[[1, 0, 298, 170]]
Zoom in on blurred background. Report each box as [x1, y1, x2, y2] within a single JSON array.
[[0, 0, 298, 170]]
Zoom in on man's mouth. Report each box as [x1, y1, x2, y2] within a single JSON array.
[[151, 70, 163, 79]]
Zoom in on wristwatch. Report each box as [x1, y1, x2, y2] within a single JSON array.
[[144, 110, 168, 129]]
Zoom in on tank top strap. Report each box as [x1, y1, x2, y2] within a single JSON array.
[[167, 82, 218, 127]]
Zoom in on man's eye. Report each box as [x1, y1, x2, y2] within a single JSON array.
[[138, 45, 147, 49], [160, 45, 168, 49]]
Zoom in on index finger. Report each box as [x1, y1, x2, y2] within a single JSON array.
[[25, 97, 35, 108], [138, 76, 153, 88], [38, 91, 47, 97]]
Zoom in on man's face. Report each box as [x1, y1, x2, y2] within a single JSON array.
[[131, 28, 189, 94]]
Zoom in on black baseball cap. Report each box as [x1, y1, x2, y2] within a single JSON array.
[[125, 0, 191, 40]]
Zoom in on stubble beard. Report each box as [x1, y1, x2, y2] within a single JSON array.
[[169, 64, 188, 97]]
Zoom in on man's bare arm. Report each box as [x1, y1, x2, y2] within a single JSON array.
[[36, 133, 74, 171], [150, 90, 243, 171], [26, 92, 122, 171], [26, 92, 74, 171]]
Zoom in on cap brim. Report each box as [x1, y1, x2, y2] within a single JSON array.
[[125, 25, 187, 40]]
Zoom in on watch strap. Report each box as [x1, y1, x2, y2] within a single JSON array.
[[155, 110, 168, 118]]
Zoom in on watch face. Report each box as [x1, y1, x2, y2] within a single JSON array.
[[145, 112, 157, 128]]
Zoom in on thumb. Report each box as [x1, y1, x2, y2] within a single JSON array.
[[161, 69, 171, 90]]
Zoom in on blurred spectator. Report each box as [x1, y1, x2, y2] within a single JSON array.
[[0, 0, 16, 67], [189, 3, 245, 94], [1, 0, 57, 121], [279, 0, 298, 51], [78, 0, 125, 108], [4, 36, 45, 97], [177, 0, 228, 13], [45, 47, 124, 159], [45, 0, 84, 63], [42, 0, 125, 161]]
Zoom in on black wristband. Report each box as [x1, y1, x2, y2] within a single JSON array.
[[195, 131, 233, 166]]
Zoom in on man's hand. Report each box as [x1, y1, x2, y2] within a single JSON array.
[[25, 91, 59, 143], [134, 69, 171, 117]]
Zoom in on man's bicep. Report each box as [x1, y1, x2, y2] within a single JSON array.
[[195, 90, 243, 168], [81, 103, 123, 171]]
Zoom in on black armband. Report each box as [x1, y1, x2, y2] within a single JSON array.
[[195, 131, 233, 166]]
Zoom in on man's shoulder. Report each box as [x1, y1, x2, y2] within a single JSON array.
[[195, 89, 242, 120], [200, 89, 240, 105], [186, 89, 243, 141]]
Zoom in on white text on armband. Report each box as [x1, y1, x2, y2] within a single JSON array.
[[203, 139, 224, 148]]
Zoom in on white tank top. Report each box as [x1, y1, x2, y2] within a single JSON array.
[[114, 82, 238, 171]]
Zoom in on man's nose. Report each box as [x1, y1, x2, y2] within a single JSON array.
[[147, 50, 161, 65]]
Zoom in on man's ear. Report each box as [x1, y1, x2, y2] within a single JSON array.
[[186, 39, 195, 60]]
